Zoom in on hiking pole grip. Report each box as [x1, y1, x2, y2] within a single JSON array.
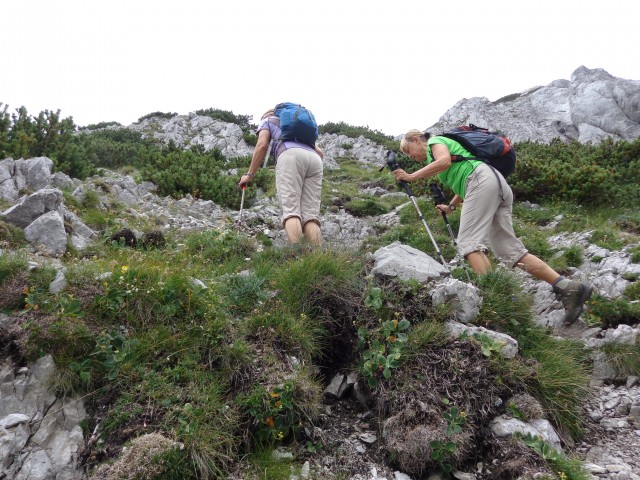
[[429, 183, 450, 223], [399, 180, 414, 197], [382, 151, 415, 195]]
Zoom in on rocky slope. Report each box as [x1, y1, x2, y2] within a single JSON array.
[[1, 159, 639, 479], [427, 66, 640, 144]]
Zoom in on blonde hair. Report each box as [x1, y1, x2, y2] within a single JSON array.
[[261, 109, 275, 120], [400, 129, 429, 153]]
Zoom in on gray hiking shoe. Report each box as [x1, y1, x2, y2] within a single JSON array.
[[553, 280, 594, 325]]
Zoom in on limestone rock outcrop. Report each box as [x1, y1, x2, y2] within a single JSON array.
[[427, 66, 640, 144]]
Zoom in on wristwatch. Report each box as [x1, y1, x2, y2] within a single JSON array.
[[448, 204, 456, 211]]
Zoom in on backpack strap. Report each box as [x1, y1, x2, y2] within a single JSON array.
[[265, 117, 286, 161], [429, 145, 505, 200]]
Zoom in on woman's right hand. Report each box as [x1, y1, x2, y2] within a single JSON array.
[[238, 174, 252, 189], [393, 169, 413, 182]]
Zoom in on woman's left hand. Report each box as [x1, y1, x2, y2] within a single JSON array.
[[436, 204, 453, 215], [393, 169, 413, 182]]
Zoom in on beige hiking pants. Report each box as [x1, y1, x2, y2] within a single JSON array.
[[276, 148, 323, 227], [457, 163, 528, 267]]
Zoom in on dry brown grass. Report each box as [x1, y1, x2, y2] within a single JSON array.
[[375, 340, 524, 475], [383, 405, 472, 477], [90, 433, 179, 480], [0, 271, 28, 309]]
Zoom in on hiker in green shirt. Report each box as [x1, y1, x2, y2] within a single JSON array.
[[394, 129, 593, 326]]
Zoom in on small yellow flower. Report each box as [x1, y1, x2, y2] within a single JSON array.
[[276, 431, 284, 441], [121, 265, 129, 273], [265, 416, 274, 428], [392, 319, 398, 328]]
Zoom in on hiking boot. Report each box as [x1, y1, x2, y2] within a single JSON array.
[[553, 280, 594, 325]]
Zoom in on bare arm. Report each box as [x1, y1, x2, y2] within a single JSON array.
[[238, 129, 271, 187], [393, 143, 452, 182]]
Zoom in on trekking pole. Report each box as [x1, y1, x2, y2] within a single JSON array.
[[380, 151, 450, 272], [429, 183, 472, 282], [239, 184, 247, 221]]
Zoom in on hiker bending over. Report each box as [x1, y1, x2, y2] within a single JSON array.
[[394, 129, 593, 325], [238, 107, 325, 246]]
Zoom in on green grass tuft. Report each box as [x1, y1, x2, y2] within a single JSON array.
[[475, 269, 591, 439], [601, 343, 640, 377]]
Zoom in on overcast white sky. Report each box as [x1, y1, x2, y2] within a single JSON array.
[[3, 0, 639, 136]]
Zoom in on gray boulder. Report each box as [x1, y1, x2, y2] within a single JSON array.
[[61, 207, 97, 249], [445, 321, 519, 359], [0, 158, 16, 200], [0, 157, 55, 201], [430, 278, 481, 323], [15, 157, 54, 192], [24, 211, 68, 256], [489, 415, 562, 450], [50, 171, 77, 190], [371, 242, 448, 283], [2, 188, 63, 228], [0, 356, 86, 480]]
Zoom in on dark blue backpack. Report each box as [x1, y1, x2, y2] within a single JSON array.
[[436, 124, 517, 177], [274, 102, 318, 148]]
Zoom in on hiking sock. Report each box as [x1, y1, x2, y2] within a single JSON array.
[[552, 276, 570, 290]]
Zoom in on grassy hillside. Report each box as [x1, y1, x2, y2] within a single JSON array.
[[1, 105, 640, 479]]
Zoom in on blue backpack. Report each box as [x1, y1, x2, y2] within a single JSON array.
[[274, 102, 318, 148]]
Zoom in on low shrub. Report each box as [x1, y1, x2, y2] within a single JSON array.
[[549, 245, 585, 273], [601, 343, 640, 378], [615, 212, 640, 234], [195, 108, 254, 130], [344, 198, 390, 217], [624, 281, 640, 301], [515, 432, 590, 480], [274, 248, 363, 320], [137, 111, 177, 122], [590, 228, 625, 251], [182, 229, 257, 268], [319, 121, 399, 151], [510, 138, 640, 206], [0, 221, 27, 249], [0, 251, 28, 285], [586, 294, 640, 328], [83, 121, 122, 130], [216, 271, 270, 315]]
